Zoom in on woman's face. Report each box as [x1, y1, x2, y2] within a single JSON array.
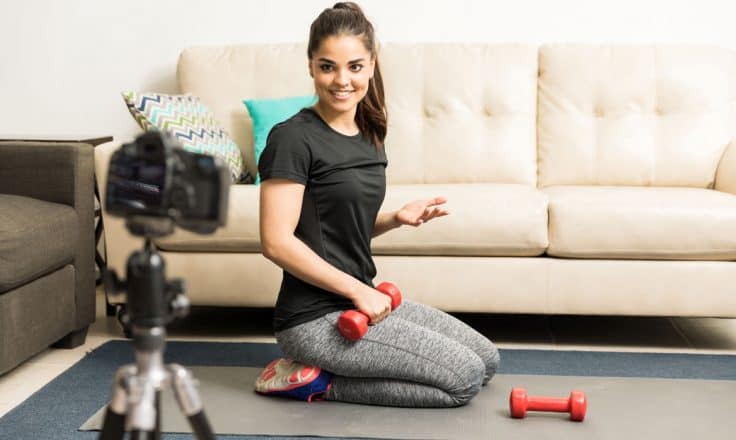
[[309, 35, 375, 117]]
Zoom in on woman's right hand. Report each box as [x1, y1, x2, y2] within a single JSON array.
[[351, 283, 393, 325]]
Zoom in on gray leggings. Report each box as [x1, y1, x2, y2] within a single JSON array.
[[275, 300, 500, 408]]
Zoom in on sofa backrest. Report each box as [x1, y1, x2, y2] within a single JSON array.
[[537, 44, 736, 188], [177, 43, 539, 185], [177, 44, 312, 182]]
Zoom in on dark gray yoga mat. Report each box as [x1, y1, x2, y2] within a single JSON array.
[[81, 366, 736, 439]]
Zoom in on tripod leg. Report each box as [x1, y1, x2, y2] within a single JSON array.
[[126, 375, 158, 436], [99, 365, 136, 440], [188, 412, 216, 440], [154, 390, 162, 440], [99, 408, 125, 440], [168, 364, 216, 440]]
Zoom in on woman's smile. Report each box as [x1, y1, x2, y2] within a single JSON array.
[[330, 89, 355, 100]]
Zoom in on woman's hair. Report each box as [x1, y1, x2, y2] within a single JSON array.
[[308, 2, 387, 149]]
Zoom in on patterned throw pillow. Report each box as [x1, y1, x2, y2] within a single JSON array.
[[122, 91, 244, 183]]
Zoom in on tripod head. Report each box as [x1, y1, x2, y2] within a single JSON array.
[[104, 217, 192, 330]]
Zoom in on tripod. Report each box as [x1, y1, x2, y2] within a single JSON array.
[[99, 220, 215, 440]]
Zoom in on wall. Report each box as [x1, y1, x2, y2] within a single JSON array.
[[1, 0, 733, 142]]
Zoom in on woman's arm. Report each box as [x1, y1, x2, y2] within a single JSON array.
[[260, 178, 392, 322], [372, 196, 449, 238], [372, 211, 401, 237]]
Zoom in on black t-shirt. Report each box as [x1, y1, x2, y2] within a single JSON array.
[[258, 107, 388, 331]]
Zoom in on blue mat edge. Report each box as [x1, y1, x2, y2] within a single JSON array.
[[1, 340, 735, 440]]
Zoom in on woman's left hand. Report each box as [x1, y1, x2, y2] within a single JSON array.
[[395, 196, 449, 227]]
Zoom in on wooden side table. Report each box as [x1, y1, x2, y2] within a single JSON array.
[[0, 135, 113, 286]]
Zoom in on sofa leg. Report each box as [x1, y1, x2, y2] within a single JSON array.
[[51, 326, 89, 349]]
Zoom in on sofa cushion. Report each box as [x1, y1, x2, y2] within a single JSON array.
[[155, 183, 549, 257], [538, 45, 736, 188], [155, 184, 261, 252], [372, 184, 548, 256], [122, 91, 245, 183], [545, 186, 736, 260], [0, 195, 78, 292]]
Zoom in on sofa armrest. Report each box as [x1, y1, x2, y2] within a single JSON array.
[[93, 140, 118, 208], [0, 141, 95, 329], [0, 142, 94, 206], [715, 139, 736, 195]]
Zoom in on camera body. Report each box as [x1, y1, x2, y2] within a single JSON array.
[[105, 131, 230, 235]]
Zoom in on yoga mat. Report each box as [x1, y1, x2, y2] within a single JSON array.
[[81, 366, 736, 439]]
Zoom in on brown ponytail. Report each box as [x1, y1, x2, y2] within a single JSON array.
[[308, 2, 387, 149]]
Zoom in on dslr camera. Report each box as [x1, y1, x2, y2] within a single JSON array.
[[105, 130, 230, 235]]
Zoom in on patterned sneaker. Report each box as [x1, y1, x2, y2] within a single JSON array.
[[254, 358, 332, 402]]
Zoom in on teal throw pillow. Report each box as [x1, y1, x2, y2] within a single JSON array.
[[244, 95, 317, 184]]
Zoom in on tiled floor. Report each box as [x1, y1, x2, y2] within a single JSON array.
[[2, 288, 736, 418]]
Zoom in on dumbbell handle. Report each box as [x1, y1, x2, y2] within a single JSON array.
[[337, 282, 402, 341], [526, 396, 572, 413]]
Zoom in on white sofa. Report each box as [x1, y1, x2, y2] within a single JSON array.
[[95, 43, 736, 318]]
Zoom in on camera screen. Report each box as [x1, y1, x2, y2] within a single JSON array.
[[107, 157, 166, 210]]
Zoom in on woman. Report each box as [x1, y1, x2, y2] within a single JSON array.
[[255, 2, 499, 407]]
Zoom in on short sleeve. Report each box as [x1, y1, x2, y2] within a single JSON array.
[[258, 124, 311, 185]]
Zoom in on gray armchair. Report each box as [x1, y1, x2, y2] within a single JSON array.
[[0, 141, 96, 375]]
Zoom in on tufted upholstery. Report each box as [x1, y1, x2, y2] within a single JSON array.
[[538, 45, 736, 188], [379, 44, 538, 185], [178, 44, 538, 186]]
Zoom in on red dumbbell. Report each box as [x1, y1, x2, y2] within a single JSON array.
[[337, 282, 402, 341], [509, 388, 587, 421]]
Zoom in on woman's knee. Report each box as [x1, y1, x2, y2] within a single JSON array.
[[447, 354, 485, 406], [476, 342, 501, 386], [486, 344, 501, 375]]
